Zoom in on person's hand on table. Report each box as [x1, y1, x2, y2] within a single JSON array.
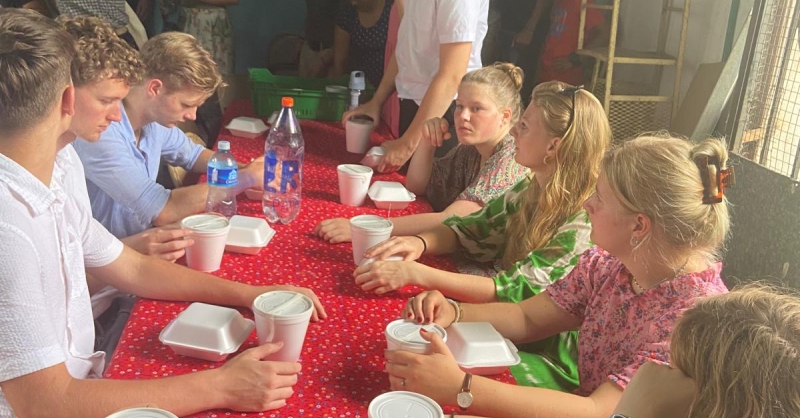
[[121, 224, 194, 262], [250, 285, 328, 322], [213, 342, 300, 412], [364, 236, 424, 261], [341, 99, 382, 129], [613, 361, 696, 418], [384, 329, 464, 406], [313, 218, 352, 243], [421, 117, 451, 148], [239, 156, 265, 190], [401, 290, 456, 327], [378, 138, 415, 173], [353, 260, 426, 294]]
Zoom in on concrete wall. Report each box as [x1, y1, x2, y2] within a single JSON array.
[[616, 0, 756, 103]]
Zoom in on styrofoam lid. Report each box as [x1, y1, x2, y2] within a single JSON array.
[[368, 391, 443, 418], [386, 319, 446, 345], [106, 408, 179, 418], [226, 215, 274, 247], [337, 164, 373, 175], [181, 214, 230, 231], [368, 181, 415, 203], [349, 214, 393, 230], [226, 116, 268, 133], [253, 291, 313, 317], [446, 322, 520, 368], [159, 303, 254, 354]]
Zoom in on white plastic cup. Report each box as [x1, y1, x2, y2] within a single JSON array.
[[349, 215, 393, 265], [345, 115, 374, 154], [337, 164, 373, 206], [368, 391, 444, 418], [252, 291, 315, 362], [181, 214, 231, 272], [384, 319, 447, 354], [105, 408, 179, 418]]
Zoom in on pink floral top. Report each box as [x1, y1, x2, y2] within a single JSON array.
[[546, 246, 728, 396]]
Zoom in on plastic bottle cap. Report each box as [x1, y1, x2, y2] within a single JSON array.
[[218, 140, 230, 151], [282, 97, 294, 107]]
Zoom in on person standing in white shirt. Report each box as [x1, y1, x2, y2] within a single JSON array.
[[0, 9, 325, 417], [343, 0, 490, 173]]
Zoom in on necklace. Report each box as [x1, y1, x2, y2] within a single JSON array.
[[631, 260, 689, 292]]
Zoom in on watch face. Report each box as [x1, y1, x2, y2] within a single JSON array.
[[456, 391, 474, 409]]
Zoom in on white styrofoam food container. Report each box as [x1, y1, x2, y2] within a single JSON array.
[[360, 146, 385, 168], [225, 116, 268, 138], [225, 215, 275, 254], [159, 302, 254, 362], [367, 181, 416, 210], [445, 322, 520, 375]]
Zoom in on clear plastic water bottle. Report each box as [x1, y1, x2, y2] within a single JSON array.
[[205, 140, 238, 218], [263, 97, 304, 224]]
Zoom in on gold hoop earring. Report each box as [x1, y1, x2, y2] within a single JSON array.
[[543, 155, 551, 165]]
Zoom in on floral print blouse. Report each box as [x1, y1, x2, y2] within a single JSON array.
[[427, 135, 528, 212], [546, 246, 728, 395]]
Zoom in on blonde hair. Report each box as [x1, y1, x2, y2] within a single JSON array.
[[671, 284, 800, 418], [139, 32, 223, 95], [503, 82, 612, 268], [58, 16, 145, 87], [461, 62, 523, 126], [602, 133, 731, 269], [0, 9, 75, 133]]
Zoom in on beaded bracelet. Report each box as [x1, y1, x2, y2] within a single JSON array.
[[412, 235, 428, 254]]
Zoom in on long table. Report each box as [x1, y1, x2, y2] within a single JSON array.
[[104, 100, 515, 417]]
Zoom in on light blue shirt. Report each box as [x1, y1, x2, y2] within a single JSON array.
[[73, 104, 205, 239]]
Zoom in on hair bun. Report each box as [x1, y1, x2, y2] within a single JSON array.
[[493, 62, 524, 91]]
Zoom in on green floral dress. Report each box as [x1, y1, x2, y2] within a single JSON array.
[[443, 177, 592, 392], [180, 3, 234, 75]]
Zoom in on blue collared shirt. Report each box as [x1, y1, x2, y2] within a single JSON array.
[[73, 104, 204, 238]]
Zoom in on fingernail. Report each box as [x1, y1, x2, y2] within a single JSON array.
[[419, 328, 428, 334], [406, 312, 413, 319]]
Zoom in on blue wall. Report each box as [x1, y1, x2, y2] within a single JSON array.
[[229, 0, 306, 74]]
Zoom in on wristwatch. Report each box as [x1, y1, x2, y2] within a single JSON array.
[[610, 414, 631, 418], [456, 373, 473, 411]]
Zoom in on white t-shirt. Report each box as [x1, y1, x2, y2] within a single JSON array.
[[0, 145, 123, 417], [394, 0, 489, 103]]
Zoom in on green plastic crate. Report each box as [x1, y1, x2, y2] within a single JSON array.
[[249, 68, 373, 121]]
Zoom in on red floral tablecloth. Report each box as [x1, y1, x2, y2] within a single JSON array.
[[104, 100, 515, 417]]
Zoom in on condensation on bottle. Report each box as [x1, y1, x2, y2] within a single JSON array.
[[263, 97, 304, 224]]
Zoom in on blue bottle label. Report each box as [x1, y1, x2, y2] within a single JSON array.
[[264, 151, 300, 193], [207, 166, 238, 187]]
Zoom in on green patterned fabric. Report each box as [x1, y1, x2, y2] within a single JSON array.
[[443, 178, 591, 392]]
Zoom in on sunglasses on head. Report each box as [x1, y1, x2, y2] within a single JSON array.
[[559, 85, 584, 132]]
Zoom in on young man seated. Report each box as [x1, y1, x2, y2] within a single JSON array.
[[0, 9, 325, 416], [72, 30, 264, 258]]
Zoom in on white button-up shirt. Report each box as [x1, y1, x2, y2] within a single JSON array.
[[0, 145, 123, 417], [395, 0, 489, 103]]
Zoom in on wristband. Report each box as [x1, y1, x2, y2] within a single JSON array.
[[412, 235, 427, 254], [446, 298, 462, 324]]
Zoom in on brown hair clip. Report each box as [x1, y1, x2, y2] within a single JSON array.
[[700, 156, 735, 204]]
